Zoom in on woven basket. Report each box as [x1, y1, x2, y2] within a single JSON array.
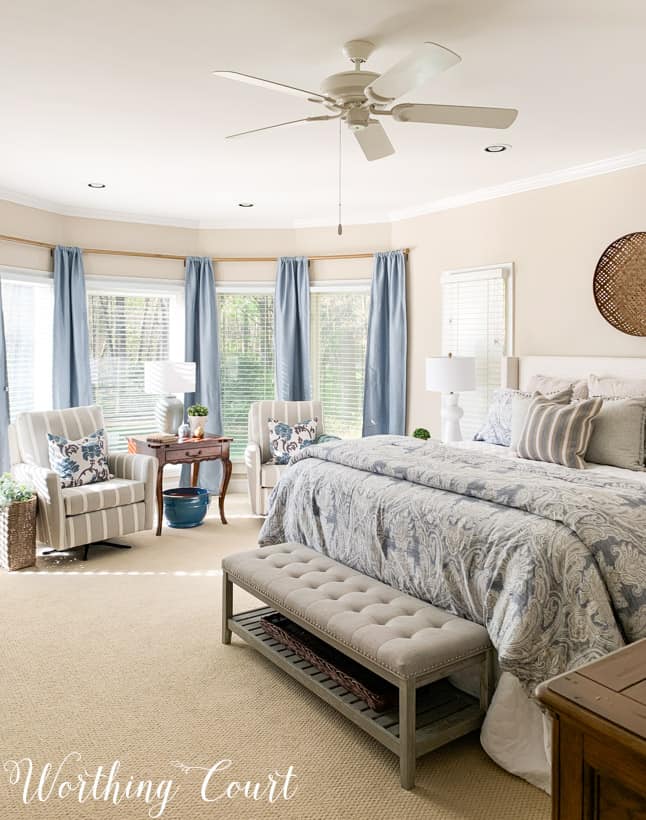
[[593, 232, 646, 336], [260, 612, 396, 712], [0, 496, 37, 571]]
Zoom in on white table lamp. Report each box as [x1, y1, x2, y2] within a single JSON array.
[[425, 354, 476, 442], [144, 361, 196, 435]]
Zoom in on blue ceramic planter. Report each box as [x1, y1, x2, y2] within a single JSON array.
[[163, 487, 209, 528]]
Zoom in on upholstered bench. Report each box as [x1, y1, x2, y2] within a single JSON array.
[[222, 543, 493, 788]]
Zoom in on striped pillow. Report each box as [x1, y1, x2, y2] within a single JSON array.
[[516, 395, 603, 469]]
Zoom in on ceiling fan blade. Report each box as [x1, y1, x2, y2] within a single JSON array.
[[226, 115, 334, 139], [213, 70, 328, 102], [392, 103, 518, 129], [354, 121, 395, 161], [366, 42, 461, 103]]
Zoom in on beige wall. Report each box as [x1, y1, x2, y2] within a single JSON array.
[[3, 162, 646, 439], [0, 199, 391, 283], [393, 164, 646, 436]]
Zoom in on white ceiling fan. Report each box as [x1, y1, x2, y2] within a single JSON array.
[[213, 39, 518, 161]]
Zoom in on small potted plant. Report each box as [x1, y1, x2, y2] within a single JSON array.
[[0, 473, 37, 571], [412, 427, 431, 441], [187, 404, 209, 438]]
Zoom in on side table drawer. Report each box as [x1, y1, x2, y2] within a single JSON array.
[[168, 444, 223, 461]]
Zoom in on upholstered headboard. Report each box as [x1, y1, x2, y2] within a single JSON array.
[[502, 356, 646, 391]]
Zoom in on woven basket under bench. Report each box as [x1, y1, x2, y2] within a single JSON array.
[[0, 497, 37, 571]]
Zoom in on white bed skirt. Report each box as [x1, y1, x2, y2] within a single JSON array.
[[450, 667, 551, 792], [481, 672, 551, 792]]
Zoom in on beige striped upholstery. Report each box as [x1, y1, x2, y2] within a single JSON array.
[[10, 406, 157, 550], [15, 405, 105, 467], [245, 400, 324, 515], [62, 478, 145, 516]]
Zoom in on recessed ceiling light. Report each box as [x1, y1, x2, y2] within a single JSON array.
[[88, 182, 106, 188], [484, 144, 511, 153], [238, 202, 254, 207]]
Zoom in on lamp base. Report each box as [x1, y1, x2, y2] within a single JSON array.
[[441, 393, 464, 442], [155, 395, 184, 435]]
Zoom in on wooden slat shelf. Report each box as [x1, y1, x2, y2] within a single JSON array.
[[230, 607, 483, 758]]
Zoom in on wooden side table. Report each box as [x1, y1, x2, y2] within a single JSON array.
[[536, 639, 646, 819], [128, 435, 233, 536]]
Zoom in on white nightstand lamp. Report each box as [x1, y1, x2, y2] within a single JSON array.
[[144, 361, 196, 435], [425, 354, 476, 442]]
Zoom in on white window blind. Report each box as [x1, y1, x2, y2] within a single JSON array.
[[442, 266, 513, 439], [311, 288, 369, 439], [218, 292, 275, 460], [2, 277, 54, 421], [87, 284, 182, 452]]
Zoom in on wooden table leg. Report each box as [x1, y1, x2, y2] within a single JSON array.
[[155, 463, 164, 536], [219, 457, 232, 525], [191, 461, 200, 488]]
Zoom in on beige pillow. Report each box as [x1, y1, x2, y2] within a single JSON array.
[[586, 398, 646, 471], [526, 374, 588, 401], [589, 374, 646, 398]]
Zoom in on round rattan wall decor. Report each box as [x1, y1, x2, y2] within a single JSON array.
[[593, 232, 646, 336]]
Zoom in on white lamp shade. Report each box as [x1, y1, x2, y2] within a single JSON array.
[[425, 356, 476, 393], [144, 361, 196, 394]]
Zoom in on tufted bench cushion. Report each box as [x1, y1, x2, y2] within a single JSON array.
[[222, 542, 490, 679]]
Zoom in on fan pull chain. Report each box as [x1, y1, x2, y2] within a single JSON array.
[[337, 118, 343, 236]]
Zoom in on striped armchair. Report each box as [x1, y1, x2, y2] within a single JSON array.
[[9, 405, 157, 560], [245, 400, 324, 515]]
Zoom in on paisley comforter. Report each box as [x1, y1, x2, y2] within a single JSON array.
[[259, 436, 646, 692]]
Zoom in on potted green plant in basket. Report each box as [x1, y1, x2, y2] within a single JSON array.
[[0, 473, 37, 571], [187, 404, 209, 439]]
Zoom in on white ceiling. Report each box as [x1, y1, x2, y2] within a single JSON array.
[[2, 0, 646, 229]]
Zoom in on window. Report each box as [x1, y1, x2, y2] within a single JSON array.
[[87, 281, 183, 452], [217, 290, 275, 460], [217, 284, 369, 459], [311, 287, 369, 439], [2, 274, 54, 421], [442, 265, 513, 439]]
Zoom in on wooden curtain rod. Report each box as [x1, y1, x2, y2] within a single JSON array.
[[0, 233, 409, 263]]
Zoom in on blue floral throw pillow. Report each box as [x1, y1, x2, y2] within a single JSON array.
[[47, 428, 112, 488], [268, 418, 318, 465]]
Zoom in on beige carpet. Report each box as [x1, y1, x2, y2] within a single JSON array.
[[0, 495, 549, 820]]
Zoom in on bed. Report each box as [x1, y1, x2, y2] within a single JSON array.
[[258, 356, 646, 790]]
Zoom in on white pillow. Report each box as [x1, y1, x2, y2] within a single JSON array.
[[589, 374, 646, 398], [526, 374, 589, 401]]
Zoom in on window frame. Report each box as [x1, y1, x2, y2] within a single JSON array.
[[440, 263, 515, 439], [440, 263, 515, 358]]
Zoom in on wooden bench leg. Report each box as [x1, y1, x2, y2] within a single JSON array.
[[399, 678, 417, 790], [480, 649, 494, 712], [222, 571, 233, 645]]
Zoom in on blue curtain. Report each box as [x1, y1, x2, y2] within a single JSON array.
[[0, 281, 11, 472], [180, 257, 223, 492], [362, 250, 407, 436], [274, 256, 311, 400], [53, 246, 92, 409]]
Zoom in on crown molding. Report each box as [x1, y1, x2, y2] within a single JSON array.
[[0, 185, 201, 229], [2, 147, 646, 231], [388, 148, 646, 222]]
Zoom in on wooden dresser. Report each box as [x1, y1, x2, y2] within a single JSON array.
[[536, 639, 646, 819]]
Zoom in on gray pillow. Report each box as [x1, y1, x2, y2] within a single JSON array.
[[517, 395, 603, 469], [510, 389, 572, 451], [585, 398, 646, 471]]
